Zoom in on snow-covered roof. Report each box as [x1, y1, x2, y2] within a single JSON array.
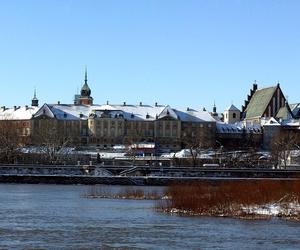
[[0, 106, 39, 120], [91, 104, 167, 121], [32, 103, 217, 123], [217, 121, 262, 134], [175, 108, 216, 122], [34, 104, 91, 120], [262, 117, 281, 126], [289, 103, 300, 118], [225, 104, 240, 112], [281, 119, 300, 127]]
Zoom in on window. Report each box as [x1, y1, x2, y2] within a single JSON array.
[[233, 113, 236, 119]]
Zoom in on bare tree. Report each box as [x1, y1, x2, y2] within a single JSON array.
[[271, 130, 300, 169], [181, 132, 205, 167], [0, 120, 21, 163], [123, 129, 143, 165], [31, 119, 73, 164]]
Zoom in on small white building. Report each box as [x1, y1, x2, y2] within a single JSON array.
[[223, 104, 241, 124]]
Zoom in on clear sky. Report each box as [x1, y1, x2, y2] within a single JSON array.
[[1, 0, 300, 112]]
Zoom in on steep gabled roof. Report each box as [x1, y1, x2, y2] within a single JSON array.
[[245, 86, 277, 119], [275, 104, 293, 120], [289, 103, 300, 118], [225, 104, 240, 112], [34, 104, 90, 120], [157, 106, 178, 120], [263, 117, 281, 126], [33, 104, 55, 119]]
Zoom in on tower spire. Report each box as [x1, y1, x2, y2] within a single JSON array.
[[78, 66, 93, 105], [213, 101, 217, 113], [85, 66, 88, 85], [31, 88, 39, 107]]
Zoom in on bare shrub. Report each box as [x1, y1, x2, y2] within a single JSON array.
[[157, 180, 300, 218]]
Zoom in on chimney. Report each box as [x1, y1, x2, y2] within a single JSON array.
[[139, 102, 142, 106], [25, 105, 29, 110], [123, 102, 126, 106], [58, 101, 60, 105], [14, 106, 17, 111], [187, 107, 190, 111], [155, 102, 158, 107], [106, 100, 109, 105]]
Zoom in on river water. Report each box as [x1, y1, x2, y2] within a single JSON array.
[[0, 184, 300, 249]]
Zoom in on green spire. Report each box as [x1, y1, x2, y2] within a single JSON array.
[[80, 66, 91, 97]]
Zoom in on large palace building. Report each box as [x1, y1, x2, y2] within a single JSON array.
[[0, 69, 217, 151], [1, 70, 298, 151]]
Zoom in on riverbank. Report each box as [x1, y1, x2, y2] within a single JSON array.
[[2, 174, 300, 186], [157, 180, 300, 221], [1, 164, 300, 186]]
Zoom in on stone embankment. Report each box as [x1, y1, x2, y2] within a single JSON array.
[[0, 164, 300, 185]]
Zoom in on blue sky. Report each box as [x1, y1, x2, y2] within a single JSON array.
[[1, 0, 300, 112]]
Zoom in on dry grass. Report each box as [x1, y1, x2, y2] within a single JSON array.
[[83, 186, 161, 200], [156, 180, 300, 218]]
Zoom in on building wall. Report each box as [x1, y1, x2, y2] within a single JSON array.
[[217, 131, 262, 149], [181, 121, 216, 148], [262, 125, 281, 150], [88, 117, 125, 145], [86, 116, 216, 150], [32, 117, 86, 145], [224, 110, 241, 124], [0, 119, 33, 145]]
